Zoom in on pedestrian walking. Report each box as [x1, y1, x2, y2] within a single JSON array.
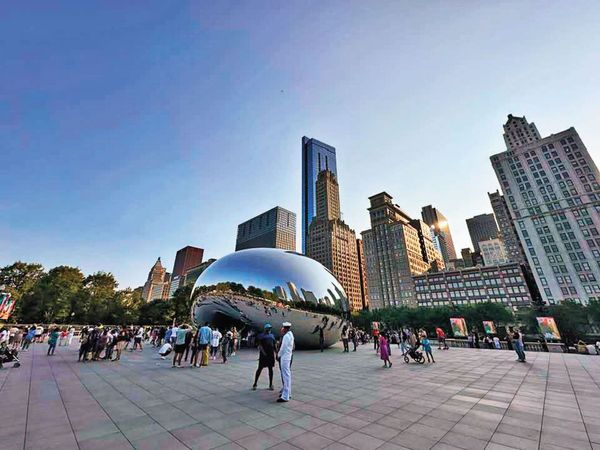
[[253, 323, 276, 391], [198, 322, 212, 367], [509, 326, 526, 362], [47, 328, 59, 356], [172, 324, 188, 368], [350, 327, 358, 351], [419, 329, 435, 363], [379, 333, 392, 368], [435, 327, 449, 350], [221, 331, 232, 364]]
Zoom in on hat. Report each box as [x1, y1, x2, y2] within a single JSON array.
[[264, 323, 272, 329], [282, 322, 292, 328]]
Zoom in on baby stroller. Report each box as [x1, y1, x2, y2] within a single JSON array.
[[0, 345, 21, 368], [403, 346, 425, 364]]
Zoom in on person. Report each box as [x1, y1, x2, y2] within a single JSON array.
[[473, 330, 480, 349], [113, 327, 128, 361], [253, 323, 277, 391], [94, 329, 108, 360], [277, 322, 294, 402], [172, 324, 188, 367], [231, 327, 238, 356], [484, 335, 493, 349], [341, 325, 349, 352], [34, 326, 43, 343], [509, 326, 526, 362], [350, 327, 358, 352], [164, 326, 173, 346], [379, 332, 392, 368], [67, 327, 75, 346], [190, 328, 200, 367], [47, 328, 59, 356], [159, 341, 173, 359], [467, 333, 474, 348], [133, 326, 144, 351], [210, 328, 222, 360], [58, 329, 67, 346], [78, 333, 90, 362], [435, 327, 448, 350], [319, 327, 325, 352], [400, 329, 408, 355], [221, 331, 232, 364], [595, 340, 600, 355], [11, 327, 23, 351], [373, 328, 380, 352], [198, 322, 212, 367], [183, 326, 194, 362], [21, 327, 35, 351], [420, 329, 435, 363], [493, 336, 501, 349]]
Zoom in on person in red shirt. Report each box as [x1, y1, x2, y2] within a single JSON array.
[[435, 327, 449, 350], [372, 328, 380, 352]]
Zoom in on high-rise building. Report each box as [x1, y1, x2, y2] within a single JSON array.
[[491, 114, 600, 305], [356, 239, 370, 310], [479, 238, 509, 266], [306, 171, 363, 311], [302, 137, 337, 253], [502, 114, 541, 150], [488, 190, 528, 265], [414, 262, 533, 309], [182, 259, 217, 287], [141, 257, 169, 302], [361, 192, 444, 309], [172, 246, 204, 279], [421, 205, 457, 263], [466, 213, 499, 251], [235, 207, 296, 251]]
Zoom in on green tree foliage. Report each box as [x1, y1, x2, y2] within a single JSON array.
[[171, 285, 193, 324], [20, 266, 84, 323], [138, 299, 173, 325], [0, 262, 45, 320]]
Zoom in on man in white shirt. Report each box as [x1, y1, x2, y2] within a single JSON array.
[[277, 322, 294, 403], [210, 329, 222, 361]]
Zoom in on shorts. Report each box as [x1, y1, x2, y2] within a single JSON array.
[[174, 344, 186, 354]]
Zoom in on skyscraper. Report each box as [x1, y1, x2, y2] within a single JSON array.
[[491, 114, 600, 305], [235, 207, 296, 251], [356, 238, 370, 310], [361, 192, 444, 309], [302, 137, 337, 253], [466, 213, 499, 251], [421, 205, 457, 263], [306, 171, 363, 311], [141, 257, 169, 302], [479, 238, 509, 266], [488, 190, 528, 264], [172, 246, 204, 279]]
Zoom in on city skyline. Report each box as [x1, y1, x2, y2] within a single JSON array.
[[2, 2, 600, 289]]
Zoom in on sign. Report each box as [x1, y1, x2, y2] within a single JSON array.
[[0, 293, 16, 321], [483, 321, 496, 334], [450, 317, 468, 337], [536, 316, 561, 340]]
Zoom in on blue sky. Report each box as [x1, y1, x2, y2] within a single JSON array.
[[2, 1, 599, 288]]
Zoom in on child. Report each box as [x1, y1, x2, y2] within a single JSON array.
[[221, 331, 232, 364], [420, 329, 435, 363], [379, 333, 392, 368]]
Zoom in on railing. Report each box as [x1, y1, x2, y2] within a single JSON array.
[[434, 338, 566, 353]]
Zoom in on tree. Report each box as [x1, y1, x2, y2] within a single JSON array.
[[138, 299, 172, 325], [547, 301, 589, 345], [20, 266, 84, 323], [0, 262, 45, 321], [80, 272, 118, 323], [171, 285, 193, 324]]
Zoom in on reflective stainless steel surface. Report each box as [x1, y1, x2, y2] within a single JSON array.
[[191, 248, 348, 348]]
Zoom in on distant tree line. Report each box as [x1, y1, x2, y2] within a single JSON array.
[[0, 262, 195, 325]]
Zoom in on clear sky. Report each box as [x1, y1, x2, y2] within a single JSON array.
[[2, 1, 599, 289]]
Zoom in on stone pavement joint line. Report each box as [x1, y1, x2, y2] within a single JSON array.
[[0, 343, 599, 450]]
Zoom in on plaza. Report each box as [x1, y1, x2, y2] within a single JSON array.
[[1, 344, 599, 450]]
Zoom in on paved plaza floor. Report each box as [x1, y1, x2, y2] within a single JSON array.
[[1, 341, 599, 450]]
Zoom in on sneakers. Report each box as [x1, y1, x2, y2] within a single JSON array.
[[276, 398, 288, 403]]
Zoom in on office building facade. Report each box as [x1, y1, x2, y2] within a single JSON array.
[[361, 192, 444, 309], [141, 257, 169, 302], [414, 262, 533, 309], [356, 238, 370, 310], [306, 171, 363, 311], [466, 213, 499, 252], [302, 137, 337, 253], [236, 207, 296, 251], [421, 205, 457, 263], [479, 238, 509, 266], [172, 246, 204, 279], [489, 190, 528, 265], [491, 114, 600, 305], [182, 259, 217, 287]]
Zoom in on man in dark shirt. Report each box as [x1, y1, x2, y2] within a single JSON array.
[[252, 323, 276, 391]]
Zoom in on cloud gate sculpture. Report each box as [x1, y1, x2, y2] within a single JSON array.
[[190, 248, 349, 349]]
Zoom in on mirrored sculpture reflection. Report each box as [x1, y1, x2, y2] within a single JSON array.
[[190, 248, 349, 348]]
